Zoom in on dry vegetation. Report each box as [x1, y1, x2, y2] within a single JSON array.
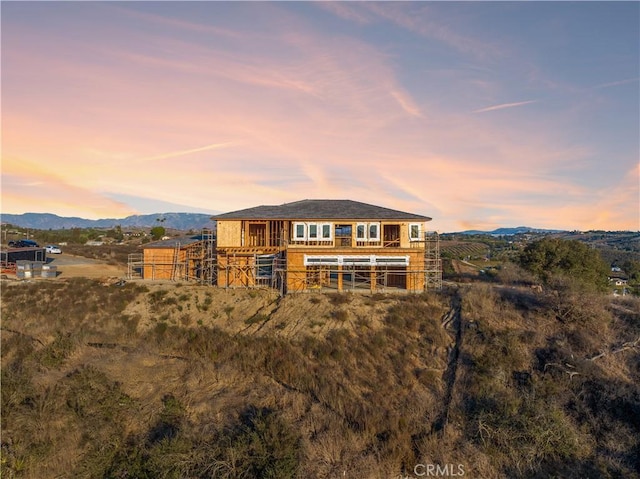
[[59, 244, 139, 266], [1, 276, 639, 478]]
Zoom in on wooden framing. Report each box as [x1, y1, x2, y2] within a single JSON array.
[[130, 201, 441, 293], [214, 218, 435, 293]]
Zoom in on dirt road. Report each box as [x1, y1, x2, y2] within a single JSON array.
[[46, 254, 127, 279]]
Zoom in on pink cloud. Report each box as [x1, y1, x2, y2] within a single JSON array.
[[2, 158, 137, 219], [473, 100, 538, 113], [2, 3, 636, 232], [362, 3, 505, 60]]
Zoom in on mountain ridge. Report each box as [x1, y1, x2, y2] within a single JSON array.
[[0, 214, 585, 235], [455, 226, 565, 235], [1, 212, 215, 230]]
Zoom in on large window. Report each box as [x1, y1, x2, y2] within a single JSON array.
[[304, 254, 409, 266], [409, 223, 422, 241], [356, 222, 380, 242], [294, 223, 306, 240], [256, 255, 275, 278], [293, 222, 333, 241], [368, 223, 380, 241]]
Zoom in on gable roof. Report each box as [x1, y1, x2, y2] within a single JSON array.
[[211, 199, 431, 221]]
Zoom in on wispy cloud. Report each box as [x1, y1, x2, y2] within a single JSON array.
[[137, 142, 237, 163], [110, 3, 244, 39], [473, 100, 537, 114], [315, 2, 504, 60], [390, 89, 424, 118], [591, 77, 639, 90], [364, 3, 504, 60], [2, 160, 137, 218], [314, 2, 372, 25], [3, 2, 637, 231]]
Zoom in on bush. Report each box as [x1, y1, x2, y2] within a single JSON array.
[[332, 309, 349, 322], [218, 406, 302, 479], [519, 238, 609, 291]]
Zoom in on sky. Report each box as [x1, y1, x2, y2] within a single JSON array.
[[2, 1, 638, 232]]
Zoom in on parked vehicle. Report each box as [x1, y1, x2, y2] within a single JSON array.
[[45, 245, 62, 254], [8, 239, 39, 248]]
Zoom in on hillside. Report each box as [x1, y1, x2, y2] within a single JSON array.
[[2, 278, 639, 478], [456, 226, 564, 235]]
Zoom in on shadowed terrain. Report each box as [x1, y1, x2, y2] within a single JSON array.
[[1, 277, 639, 478]]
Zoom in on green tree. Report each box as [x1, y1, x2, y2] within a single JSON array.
[[150, 226, 166, 241], [519, 238, 609, 291], [105, 225, 124, 241], [622, 259, 640, 295], [622, 259, 640, 280]]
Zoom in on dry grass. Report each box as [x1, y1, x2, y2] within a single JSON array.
[[1, 278, 638, 478]]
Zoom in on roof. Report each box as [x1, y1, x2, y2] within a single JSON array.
[[211, 199, 431, 221], [142, 235, 208, 249]]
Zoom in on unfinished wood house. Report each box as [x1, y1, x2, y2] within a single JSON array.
[[128, 232, 215, 282], [211, 199, 441, 293]]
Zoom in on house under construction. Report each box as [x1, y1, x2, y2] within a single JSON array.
[[128, 199, 441, 294]]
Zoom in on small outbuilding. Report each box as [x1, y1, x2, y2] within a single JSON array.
[[137, 234, 214, 281], [1, 247, 47, 265]]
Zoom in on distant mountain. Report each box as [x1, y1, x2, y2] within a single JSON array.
[[455, 226, 565, 235], [1, 212, 215, 231]]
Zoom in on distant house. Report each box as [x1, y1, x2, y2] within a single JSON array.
[[609, 277, 628, 287], [211, 199, 441, 293]]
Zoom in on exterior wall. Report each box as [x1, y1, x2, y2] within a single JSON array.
[[213, 218, 429, 292], [285, 247, 425, 292], [143, 248, 187, 280], [399, 223, 411, 248], [3, 248, 47, 264], [216, 221, 242, 248]]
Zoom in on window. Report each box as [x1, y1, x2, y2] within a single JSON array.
[[368, 223, 380, 241], [294, 223, 306, 240], [304, 255, 409, 266], [409, 223, 421, 240], [305, 256, 340, 265], [343, 256, 371, 264], [375, 256, 409, 266], [256, 255, 275, 278], [356, 222, 380, 241], [293, 222, 331, 241]]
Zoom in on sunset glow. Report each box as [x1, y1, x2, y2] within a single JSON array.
[[2, 2, 638, 231]]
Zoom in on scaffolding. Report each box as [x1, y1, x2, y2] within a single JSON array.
[[183, 228, 216, 284], [127, 253, 144, 279], [126, 229, 217, 283], [171, 242, 181, 280], [424, 231, 443, 290], [217, 250, 285, 290], [201, 228, 216, 284], [127, 228, 442, 294]]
